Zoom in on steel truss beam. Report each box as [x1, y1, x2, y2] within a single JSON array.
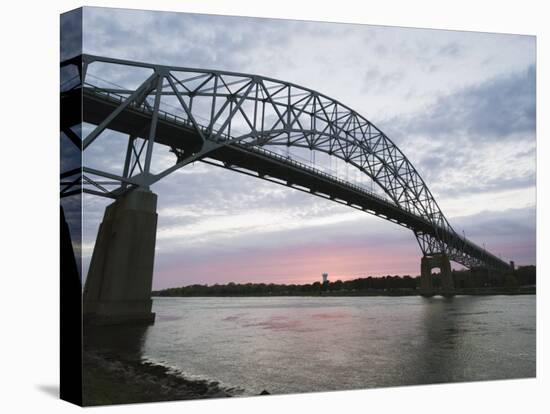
[[60, 54, 511, 272]]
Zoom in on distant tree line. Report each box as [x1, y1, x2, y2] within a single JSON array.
[[153, 266, 535, 297], [153, 275, 419, 297], [450, 265, 536, 289], [514, 265, 536, 285]]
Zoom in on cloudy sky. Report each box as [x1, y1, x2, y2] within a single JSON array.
[[73, 7, 535, 289]]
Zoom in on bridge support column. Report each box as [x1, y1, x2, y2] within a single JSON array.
[[84, 189, 158, 325], [420, 254, 454, 297], [420, 257, 434, 297]]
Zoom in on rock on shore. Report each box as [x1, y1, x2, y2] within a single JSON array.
[[83, 350, 232, 406]]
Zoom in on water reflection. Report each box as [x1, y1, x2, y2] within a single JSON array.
[[160, 296, 533, 393], [412, 297, 461, 385], [84, 325, 150, 360], [82, 296, 535, 396]]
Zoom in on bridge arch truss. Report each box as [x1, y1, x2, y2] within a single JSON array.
[[60, 54, 511, 272]]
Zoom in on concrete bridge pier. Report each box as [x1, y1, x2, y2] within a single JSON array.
[[83, 188, 158, 325], [420, 254, 454, 297]]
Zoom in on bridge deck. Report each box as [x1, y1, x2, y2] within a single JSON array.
[[61, 87, 509, 270], [70, 87, 436, 233]]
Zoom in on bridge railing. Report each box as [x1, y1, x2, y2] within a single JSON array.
[[83, 84, 403, 210], [243, 146, 402, 208], [84, 83, 196, 129]]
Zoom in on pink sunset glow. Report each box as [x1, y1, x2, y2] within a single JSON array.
[[153, 242, 421, 289]]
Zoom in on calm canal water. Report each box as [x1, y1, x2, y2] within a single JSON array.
[[137, 295, 535, 395]]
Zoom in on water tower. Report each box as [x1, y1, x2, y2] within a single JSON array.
[[322, 273, 329, 284]]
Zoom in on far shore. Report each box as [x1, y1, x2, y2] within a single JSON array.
[[152, 286, 536, 298]]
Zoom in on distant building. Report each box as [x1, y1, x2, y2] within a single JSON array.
[[322, 273, 329, 284]]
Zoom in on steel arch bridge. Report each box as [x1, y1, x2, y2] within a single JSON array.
[[61, 54, 511, 273]]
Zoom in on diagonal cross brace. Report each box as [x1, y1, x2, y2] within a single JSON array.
[[82, 72, 159, 150]]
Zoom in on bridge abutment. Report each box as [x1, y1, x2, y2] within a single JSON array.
[[420, 254, 454, 297], [83, 189, 158, 325]]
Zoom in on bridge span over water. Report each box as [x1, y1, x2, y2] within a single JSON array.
[[60, 54, 512, 324]]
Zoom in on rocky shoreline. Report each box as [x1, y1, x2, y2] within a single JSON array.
[[83, 349, 238, 406]]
